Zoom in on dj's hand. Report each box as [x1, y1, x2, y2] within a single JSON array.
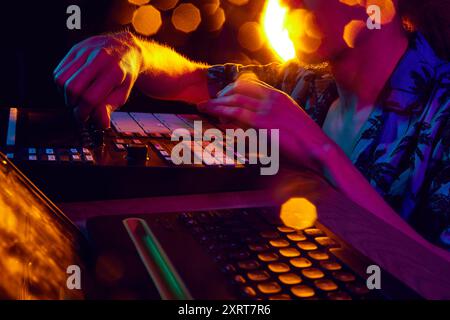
[[53, 31, 142, 128], [197, 78, 335, 173]]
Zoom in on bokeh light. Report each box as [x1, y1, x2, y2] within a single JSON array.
[[280, 198, 317, 230], [238, 21, 265, 52], [128, 0, 150, 5], [152, 0, 179, 11], [261, 0, 296, 61], [343, 19, 366, 48], [132, 5, 162, 36], [205, 7, 226, 32], [171, 3, 202, 33], [227, 0, 250, 6], [202, 0, 221, 15]]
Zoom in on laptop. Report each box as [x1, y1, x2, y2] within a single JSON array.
[[0, 152, 419, 300]]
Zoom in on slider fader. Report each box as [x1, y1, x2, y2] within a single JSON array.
[[0, 107, 267, 202]]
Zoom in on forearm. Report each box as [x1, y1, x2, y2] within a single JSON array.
[[132, 35, 211, 104]]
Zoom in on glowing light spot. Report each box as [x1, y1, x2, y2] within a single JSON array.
[[285, 9, 323, 54], [366, 0, 396, 25], [172, 3, 202, 33], [343, 20, 366, 48], [280, 198, 318, 230], [152, 0, 179, 11], [202, 0, 220, 15], [227, 0, 249, 6], [128, 0, 150, 5], [206, 7, 226, 32], [132, 5, 162, 36], [261, 0, 296, 62], [339, 0, 364, 6], [238, 22, 265, 52]]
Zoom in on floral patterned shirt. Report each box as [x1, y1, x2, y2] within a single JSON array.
[[207, 33, 450, 249]]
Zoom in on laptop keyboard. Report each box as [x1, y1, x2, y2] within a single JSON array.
[[178, 208, 375, 300]]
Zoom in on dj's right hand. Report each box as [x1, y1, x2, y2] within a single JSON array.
[[53, 31, 142, 128]]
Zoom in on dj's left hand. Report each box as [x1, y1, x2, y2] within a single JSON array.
[[197, 77, 335, 172]]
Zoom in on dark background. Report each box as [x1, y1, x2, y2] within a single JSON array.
[[0, 0, 277, 110]]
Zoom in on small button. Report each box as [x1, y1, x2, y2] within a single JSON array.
[[327, 291, 352, 300], [115, 143, 125, 151], [153, 143, 164, 150], [45, 148, 54, 155], [333, 271, 356, 282], [249, 243, 270, 252], [221, 264, 236, 274], [297, 241, 318, 251], [314, 279, 338, 291], [279, 273, 302, 285], [237, 260, 260, 271], [257, 282, 282, 294], [160, 150, 169, 156], [291, 285, 315, 298], [6, 153, 14, 159], [319, 261, 342, 271], [70, 148, 79, 154], [279, 248, 301, 257], [301, 268, 325, 279], [72, 154, 81, 161], [268, 262, 290, 273], [82, 148, 91, 154], [241, 286, 257, 298], [47, 155, 56, 161], [290, 257, 312, 268], [247, 270, 270, 282], [115, 139, 126, 144], [85, 155, 94, 162], [269, 294, 292, 300], [29, 155, 37, 161], [257, 252, 279, 262], [315, 237, 339, 248], [304, 228, 324, 236], [259, 231, 280, 239], [269, 239, 290, 248], [277, 226, 295, 233], [308, 251, 330, 261], [28, 148, 37, 154], [287, 232, 307, 241], [132, 139, 142, 144]]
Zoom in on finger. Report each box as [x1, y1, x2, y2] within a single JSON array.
[[217, 79, 268, 99], [104, 76, 133, 107], [64, 50, 118, 107], [53, 44, 81, 75], [199, 94, 261, 112], [54, 48, 91, 87], [200, 104, 257, 126], [91, 104, 113, 129]]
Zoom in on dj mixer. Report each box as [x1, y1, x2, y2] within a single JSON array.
[[0, 107, 268, 202]]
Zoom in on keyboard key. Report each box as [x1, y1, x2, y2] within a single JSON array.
[[319, 261, 342, 271], [287, 232, 307, 241], [247, 270, 270, 282], [301, 268, 325, 279], [346, 283, 369, 295], [314, 279, 338, 291], [257, 252, 279, 262], [29, 155, 37, 161], [248, 243, 270, 252], [222, 264, 236, 274], [333, 271, 356, 282], [307, 251, 330, 261], [259, 231, 280, 239], [290, 257, 312, 268], [241, 286, 257, 298], [327, 291, 352, 300], [304, 228, 324, 236], [257, 282, 282, 294], [279, 273, 302, 285], [269, 239, 290, 248], [238, 260, 260, 271], [297, 241, 318, 251], [279, 248, 301, 257], [269, 294, 292, 300], [85, 155, 94, 162], [28, 148, 37, 154], [72, 154, 81, 161], [277, 226, 295, 233], [47, 155, 56, 161], [45, 148, 54, 155], [291, 285, 315, 298], [268, 262, 290, 273], [315, 237, 339, 248]]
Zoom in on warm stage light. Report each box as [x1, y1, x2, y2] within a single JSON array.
[[172, 3, 202, 33], [227, 0, 250, 6], [132, 5, 162, 36], [238, 22, 265, 52], [261, 0, 296, 62]]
